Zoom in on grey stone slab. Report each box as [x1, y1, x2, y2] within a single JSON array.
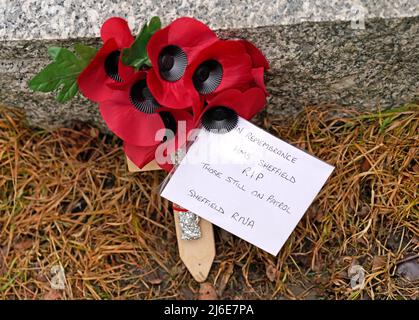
[[221, 16, 419, 118], [2, 0, 418, 40], [1, 16, 417, 131]]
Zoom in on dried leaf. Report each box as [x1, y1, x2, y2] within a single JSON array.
[[348, 261, 366, 290], [148, 278, 163, 285], [217, 263, 234, 296], [199, 282, 218, 300], [0, 248, 6, 275], [50, 265, 66, 290], [36, 272, 48, 283], [396, 259, 419, 281], [356, 205, 370, 218], [89, 127, 99, 138], [372, 256, 386, 271], [14, 239, 34, 251], [361, 158, 371, 172], [266, 264, 278, 282], [170, 264, 186, 277], [180, 287, 195, 300], [307, 203, 324, 222], [43, 289, 62, 300]]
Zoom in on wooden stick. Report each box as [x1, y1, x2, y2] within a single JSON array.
[[173, 210, 215, 282], [126, 156, 215, 282], [126, 157, 161, 172]]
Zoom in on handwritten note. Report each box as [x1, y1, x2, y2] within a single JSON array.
[[161, 117, 334, 255]]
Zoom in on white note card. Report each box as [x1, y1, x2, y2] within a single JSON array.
[[161, 117, 334, 255]]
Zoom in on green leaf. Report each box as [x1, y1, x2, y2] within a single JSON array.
[[121, 16, 161, 69], [74, 43, 97, 64], [28, 44, 97, 103], [47, 47, 62, 60]]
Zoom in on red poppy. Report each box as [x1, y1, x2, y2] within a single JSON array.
[[186, 40, 254, 103], [146, 17, 218, 109], [99, 71, 165, 147], [201, 87, 266, 123], [77, 17, 135, 102], [180, 40, 257, 118], [124, 109, 194, 171]]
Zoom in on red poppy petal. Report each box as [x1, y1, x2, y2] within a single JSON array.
[[205, 89, 240, 106], [99, 100, 164, 147], [155, 108, 195, 171], [107, 70, 147, 90], [192, 95, 206, 124], [124, 143, 157, 169], [77, 39, 120, 102], [158, 162, 174, 173], [124, 109, 195, 172], [147, 69, 200, 109], [236, 87, 266, 119], [147, 17, 218, 71], [170, 109, 195, 147], [239, 40, 269, 69], [155, 137, 177, 173], [153, 134, 180, 173], [100, 17, 134, 48], [252, 67, 268, 95], [118, 59, 135, 82], [164, 17, 218, 62], [205, 87, 266, 121]]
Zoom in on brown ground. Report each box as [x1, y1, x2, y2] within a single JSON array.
[[0, 104, 417, 300]]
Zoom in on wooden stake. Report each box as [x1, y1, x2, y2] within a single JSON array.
[[173, 210, 215, 282], [126, 157, 161, 172], [126, 156, 215, 282]]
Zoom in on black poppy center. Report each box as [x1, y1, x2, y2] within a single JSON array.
[[213, 107, 228, 121], [104, 50, 122, 82], [160, 54, 175, 71], [141, 87, 153, 100], [158, 45, 187, 82], [195, 65, 210, 82], [201, 106, 238, 133], [129, 80, 159, 114], [159, 111, 177, 142], [193, 60, 223, 95]]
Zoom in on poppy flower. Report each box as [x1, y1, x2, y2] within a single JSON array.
[[99, 70, 170, 147], [99, 69, 200, 147], [146, 17, 218, 109], [77, 17, 135, 102], [188, 40, 254, 98], [199, 87, 266, 125], [124, 109, 194, 171]]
